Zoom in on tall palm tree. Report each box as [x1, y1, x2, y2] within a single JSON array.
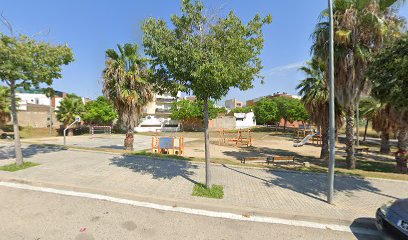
[[103, 43, 154, 151], [55, 94, 85, 136], [0, 86, 11, 128], [359, 97, 395, 154], [297, 58, 343, 160], [312, 0, 405, 169]]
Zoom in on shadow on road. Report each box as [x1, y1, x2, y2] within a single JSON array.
[[350, 217, 381, 240], [0, 144, 65, 160], [110, 155, 199, 184]]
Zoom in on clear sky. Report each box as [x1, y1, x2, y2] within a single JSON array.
[[1, 1, 407, 105]]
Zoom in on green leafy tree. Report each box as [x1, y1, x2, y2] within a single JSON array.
[[55, 94, 85, 136], [312, 0, 405, 169], [171, 99, 219, 121], [272, 96, 309, 131], [253, 98, 279, 125], [0, 86, 11, 128], [368, 33, 408, 153], [83, 96, 117, 126], [143, 0, 271, 186], [230, 106, 253, 114], [102, 43, 154, 150], [0, 33, 74, 165]]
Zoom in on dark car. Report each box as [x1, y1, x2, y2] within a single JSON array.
[[376, 199, 408, 239]]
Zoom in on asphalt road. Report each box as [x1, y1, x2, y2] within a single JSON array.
[[0, 186, 378, 240]]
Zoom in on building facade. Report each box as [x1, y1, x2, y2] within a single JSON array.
[[225, 98, 243, 109]]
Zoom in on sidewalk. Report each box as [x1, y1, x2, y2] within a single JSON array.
[[1, 142, 407, 225]]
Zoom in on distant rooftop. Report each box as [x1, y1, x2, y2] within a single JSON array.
[[16, 88, 65, 97]]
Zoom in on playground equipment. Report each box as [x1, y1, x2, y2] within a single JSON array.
[[293, 133, 317, 147], [151, 135, 184, 156], [89, 125, 112, 137], [218, 129, 253, 147]]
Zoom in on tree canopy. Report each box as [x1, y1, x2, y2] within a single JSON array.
[[368, 33, 408, 112], [142, 0, 272, 101], [253, 98, 279, 125], [273, 96, 309, 124], [171, 99, 219, 121], [82, 96, 118, 126]]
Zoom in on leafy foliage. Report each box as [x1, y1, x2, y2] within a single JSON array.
[[55, 94, 85, 126], [82, 96, 118, 126], [142, 0, 272, 101], [0, 34, 74, 94], [170, 99, 219, 121], [230, 106, 253, 114], [368, 34, 408, 113], [0, 86, 11, 126], [252, 98, 279, 125], [273, 96, 309, 123]]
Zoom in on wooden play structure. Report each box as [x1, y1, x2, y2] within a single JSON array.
[[218, 129, 253, 147], [295, 125, 322, 145], [151, 135, 184, 156]]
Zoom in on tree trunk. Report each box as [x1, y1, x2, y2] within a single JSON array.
[[320, 123, 329, 160], [283, 119, 287, 132], [124, 130, 134, 151], [68, 128, 74, 136], [10, 81, 24, 165], [355, 101, 360, 147], [203, 98, 211, 187], [380, 130, 390, 154], [345, 107, 355, 169], [397, 128, 408, 152], [363, 119, 369, 142]]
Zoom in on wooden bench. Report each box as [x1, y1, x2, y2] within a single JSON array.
[[355, 147, 369, 153], [241, 157, 268, 164], [267, 156, 295, 165]]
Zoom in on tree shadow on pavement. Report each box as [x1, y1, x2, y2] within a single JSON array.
[[0, 144, 65, 160], [221, 164, 396, 203], [110, 155, 199, 184]]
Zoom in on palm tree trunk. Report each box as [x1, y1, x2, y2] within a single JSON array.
[[345, 107, 355, 169], [124, 127, 134, 151], [397, 128, 407, 152], [363, 119, 369, 141], [9, 81, 24, 166], [380, 130, 390, 154], [203, 98, 211, 187], [320, 123, 329, 160]]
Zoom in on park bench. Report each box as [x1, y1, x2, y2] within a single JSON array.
[[267, 156, 295, 165], [240, 157, 268, 164], [355, 147, 369, 153]]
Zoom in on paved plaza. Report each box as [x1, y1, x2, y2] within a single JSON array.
[[1, 141, 407, 225]]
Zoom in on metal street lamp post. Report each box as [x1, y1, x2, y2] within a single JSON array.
[[327, 0, 336, 204]]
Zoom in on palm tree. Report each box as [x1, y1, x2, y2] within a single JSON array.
[[55, 94, 85, 136], [297, 58, 343, 160], [359, 97, 396, 154], [312, 0, 405, 169], [0, 86, 11, 128], [102, 43, 154, 151]]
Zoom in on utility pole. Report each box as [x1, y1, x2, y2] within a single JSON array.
[[327, 0, 336, 204]]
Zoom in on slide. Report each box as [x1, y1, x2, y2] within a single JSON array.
[[293, 133, 316, 147]]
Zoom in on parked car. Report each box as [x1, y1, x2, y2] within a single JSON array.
[[376, 198, 408, 239]]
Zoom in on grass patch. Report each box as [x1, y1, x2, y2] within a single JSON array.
[[192, 183, 224, 199], [0, 162, 40, 172]]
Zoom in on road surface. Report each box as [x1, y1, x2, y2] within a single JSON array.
[[0, 185, 378, 240]]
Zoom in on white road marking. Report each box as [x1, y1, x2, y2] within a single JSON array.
[[0, 181, 378, 236]]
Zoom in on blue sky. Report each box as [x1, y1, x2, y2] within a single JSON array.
[[1, 1, 407, 105]]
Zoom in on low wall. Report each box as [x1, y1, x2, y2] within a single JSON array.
[[7, 111, 61, 128]]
